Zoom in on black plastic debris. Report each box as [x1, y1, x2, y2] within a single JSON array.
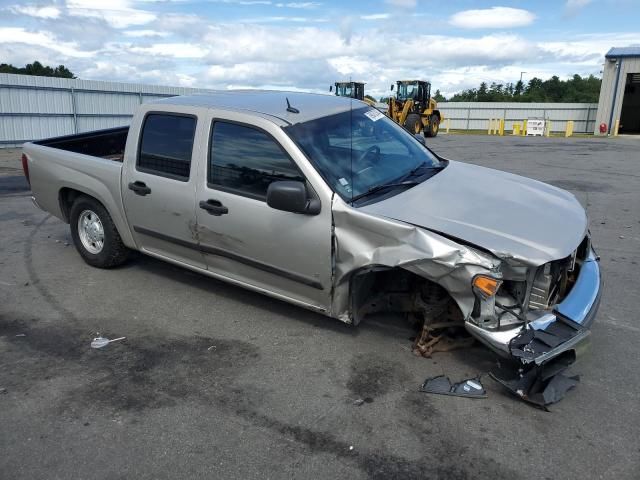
[[490, 351, 579, 408], [509, 316, 588, 365], [420, 375, 487, 398]]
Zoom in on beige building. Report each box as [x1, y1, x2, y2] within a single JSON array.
[[594, 47, 640, 135]]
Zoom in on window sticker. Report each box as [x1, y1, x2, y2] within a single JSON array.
[[364, 109, 385, 122]]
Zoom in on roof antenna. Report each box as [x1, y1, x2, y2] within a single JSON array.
[[286, 97, 299, 114]]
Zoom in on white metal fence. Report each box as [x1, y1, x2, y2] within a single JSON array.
[[0, 73, 213, 148], [437, 102, 598, 134], [1, 74, 600, 147]]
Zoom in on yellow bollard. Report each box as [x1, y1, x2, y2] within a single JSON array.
[[487, 119, 493, 135], [546, 120, 551, 137], [614, 119, 620, 136], [499, 119, 505, 136], [565, 120, 574, 137], [513, 123, 521, 135], [522, 119, 527, 136], [446, 118, 450, 134]]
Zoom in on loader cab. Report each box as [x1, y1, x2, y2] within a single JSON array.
[[333, 82, 365, 101], [395, 80, 431, 111]]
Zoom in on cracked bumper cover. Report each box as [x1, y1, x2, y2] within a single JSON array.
[[466, 248, 602, 364]]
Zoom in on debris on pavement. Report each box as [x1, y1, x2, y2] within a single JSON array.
[[91, 335, 126, 349], [353, 397, 373, 406], [15, 333, 26, 337], [420, 375, 487, 398], [490, 353, 579, 408], [0, 387, 7, 394]]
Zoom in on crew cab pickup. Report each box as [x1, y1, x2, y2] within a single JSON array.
[[23, 91, 602, 388]]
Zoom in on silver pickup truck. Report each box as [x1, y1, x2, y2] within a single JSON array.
[[22, 91, 601, 395]]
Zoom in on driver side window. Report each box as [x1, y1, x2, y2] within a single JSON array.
[[208, 121, 304, 200]]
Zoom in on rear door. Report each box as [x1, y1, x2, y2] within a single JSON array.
[[122, 109, 206, 268], [194, 114, 333, 311]]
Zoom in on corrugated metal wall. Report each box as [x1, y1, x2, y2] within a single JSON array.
[[2, 73, 602, 146], [594, 57, 640, 135], [438, 102, 598, 133], [0, 73, 213, 147]]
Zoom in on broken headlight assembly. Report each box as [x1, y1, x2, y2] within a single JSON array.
[[472, 274, 527, 330]]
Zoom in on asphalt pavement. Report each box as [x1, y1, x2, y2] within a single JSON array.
[[1, 135, 639, 479]]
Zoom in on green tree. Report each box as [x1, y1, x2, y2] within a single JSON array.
[[0, 61, 75, 78], [433, 89, 446, 102], [446, 74, 601, 103]]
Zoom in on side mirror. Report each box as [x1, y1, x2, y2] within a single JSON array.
[[329, 85, 333, 92], [267, 181, 320, 215], [414, 134, 426, 146], [390, 84, 394, 91]]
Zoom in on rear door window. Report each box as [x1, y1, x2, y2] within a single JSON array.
[[208, 121, 303, 200], [138, 113, 196, 181]]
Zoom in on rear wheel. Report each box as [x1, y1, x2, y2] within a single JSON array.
[[425, 115, 440, 137], [69, 195, 129, 268], [404, 114, 422, 134]]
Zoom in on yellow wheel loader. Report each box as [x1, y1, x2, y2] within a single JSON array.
[[387, 80, 442, 137], [331, 81, 376, 106]]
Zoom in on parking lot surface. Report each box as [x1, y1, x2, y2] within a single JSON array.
[[1, 135, 639, 479]]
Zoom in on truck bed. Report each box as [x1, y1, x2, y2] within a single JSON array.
[[34, 126, 129, 162]]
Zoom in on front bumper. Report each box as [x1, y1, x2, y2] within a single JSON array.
[[466, 247, 602, 365]]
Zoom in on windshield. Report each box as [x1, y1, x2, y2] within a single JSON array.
[[284, 107, 441, 203], [336, 84, 353, 97], [397, 82, 418, 100]]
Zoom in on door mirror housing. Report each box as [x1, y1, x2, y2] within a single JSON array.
[[329, 85, 333, 92], [267, 181, 320, 215], [390, 84, 394, 91]]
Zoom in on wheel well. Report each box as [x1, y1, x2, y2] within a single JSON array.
[[58, 188, 87, 223], [432, 110, 441, 121], [349, 267, 460, 325]]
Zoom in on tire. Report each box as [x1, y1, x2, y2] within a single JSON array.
[[69, 195, 129, 268], [403, 113, 422, 134], [424, 115, 440, 137]]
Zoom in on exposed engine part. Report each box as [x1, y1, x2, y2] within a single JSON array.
[[528, 255, 577, 311], [351, 270, 471, 357], [412, 282, 472, 357]]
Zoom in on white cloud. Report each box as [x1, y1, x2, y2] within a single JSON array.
[[565, 0, 592, 17], [123, 29, 169, 38], [65, 0, 156, 28], [2, 3, 637, 100], [361, 13, 390, 20], [275, 2, 321, 7], [130, 43, 208, 58], [450, 7, 536, 29], [0, 27, 94, 58], [8, 5, 61, 19], [385, 0, 416, 7]]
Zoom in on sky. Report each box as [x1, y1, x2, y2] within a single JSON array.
[[1, 0, 639, 97]]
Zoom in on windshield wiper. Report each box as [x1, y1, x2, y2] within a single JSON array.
[[350, 180, 420, 203], [405, 161, 445, 179]]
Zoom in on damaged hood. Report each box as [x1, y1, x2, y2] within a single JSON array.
[[359, 161, 587, 266]]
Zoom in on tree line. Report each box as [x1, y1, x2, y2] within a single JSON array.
[[432, 74, 601, 103], [0, 61, 76, 78]]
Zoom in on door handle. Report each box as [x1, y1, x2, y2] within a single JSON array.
[[199, 199, 228, 216], [128, 181, 151, 196]]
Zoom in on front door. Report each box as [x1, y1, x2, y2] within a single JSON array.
[[194, 116, 333, 311], [122, 110, 205, 268]]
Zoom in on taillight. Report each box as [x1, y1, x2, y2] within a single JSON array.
[[21, 153, 30, 186]]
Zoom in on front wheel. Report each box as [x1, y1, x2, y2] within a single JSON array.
[[404, 114, 422, 134], [69, 196, 129, 268], [424, 115, 439, 137]]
